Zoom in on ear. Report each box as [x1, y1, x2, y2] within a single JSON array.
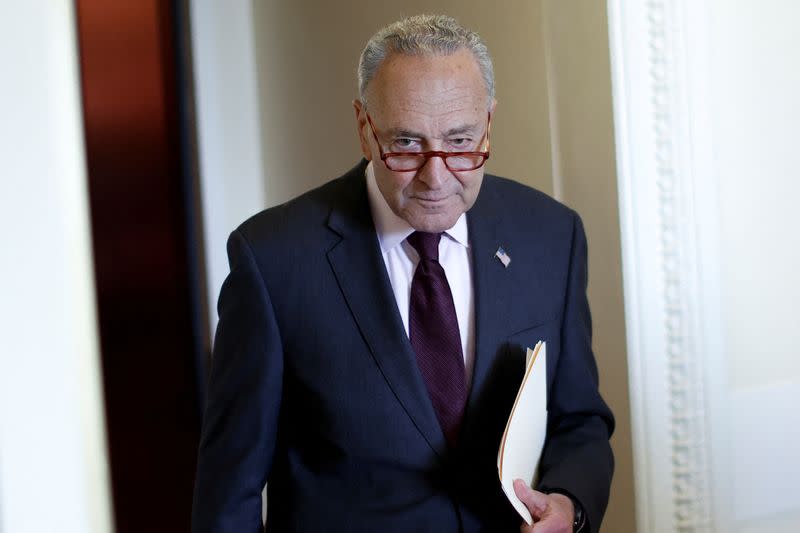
[[353, 99, 372, 161], [483, 98, 498, 150]]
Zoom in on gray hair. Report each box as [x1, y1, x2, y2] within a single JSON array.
[[357, 14, 495, 109]]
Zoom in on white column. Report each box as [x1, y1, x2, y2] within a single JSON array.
[[190, 0, 268, 337], [0, 3, 113, 533], [608, 0, 724, 531], [608, 0, 800, 531]]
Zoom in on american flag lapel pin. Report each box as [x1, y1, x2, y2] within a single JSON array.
[[495, 246, 511, 267]]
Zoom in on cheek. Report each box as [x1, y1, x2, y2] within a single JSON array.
[[457, 172, 483, 198], [386, 173, 415, 196], [375, 170, 415, 205]]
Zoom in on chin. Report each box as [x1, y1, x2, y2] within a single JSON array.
[[407, 213, 459, 233]]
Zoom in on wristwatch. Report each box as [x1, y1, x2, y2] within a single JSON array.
[[546, 490, 586, 532], [571, 496, 585, 532]]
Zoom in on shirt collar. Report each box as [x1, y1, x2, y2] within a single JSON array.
[[365, 161, 469, 254]]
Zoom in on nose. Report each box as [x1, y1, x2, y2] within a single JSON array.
[[416, 154, 450, 189]]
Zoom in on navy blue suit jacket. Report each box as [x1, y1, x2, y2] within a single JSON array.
[[192, 160, 614, 532]]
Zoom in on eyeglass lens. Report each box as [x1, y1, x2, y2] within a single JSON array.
[[385, 153, 485, 171]]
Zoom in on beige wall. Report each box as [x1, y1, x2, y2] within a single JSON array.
[[252, 0, 553, 202], [251, 2, 634, 530], [540, 2, 635, 532]]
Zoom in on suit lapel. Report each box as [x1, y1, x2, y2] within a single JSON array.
[[465, 179, 515, 421], [326, 166, 448, 458]]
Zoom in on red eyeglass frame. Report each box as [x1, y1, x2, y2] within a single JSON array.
[[365, 111, 491, 172]]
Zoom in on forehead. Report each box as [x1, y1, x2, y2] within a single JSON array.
[[367, 49, 488, 127]]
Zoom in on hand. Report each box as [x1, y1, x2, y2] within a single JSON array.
[[513, 479, 574, 533]]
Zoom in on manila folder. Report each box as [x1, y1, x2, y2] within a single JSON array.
[[496, 341, 547, 524]]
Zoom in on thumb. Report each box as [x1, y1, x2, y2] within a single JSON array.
[[513, 479, 548, 518]]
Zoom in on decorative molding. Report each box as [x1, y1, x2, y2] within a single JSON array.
[[608, 0, 722, 531], [644, 2, 715, 531]]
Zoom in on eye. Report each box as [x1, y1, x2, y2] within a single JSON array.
[[392, 138, 420, 151], [449, 137, 472, 149]]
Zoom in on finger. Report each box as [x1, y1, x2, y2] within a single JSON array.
[[513, 479, 549, 518], [529, 515, 557, 533], [530, 513, 572, 533], [529, 501, 573, 533]]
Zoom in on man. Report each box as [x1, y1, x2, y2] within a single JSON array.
[[193, 14, 614, 533]]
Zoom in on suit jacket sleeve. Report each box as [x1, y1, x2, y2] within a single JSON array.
[[192, 229, 283, 533], [536, 212, 615, 533]]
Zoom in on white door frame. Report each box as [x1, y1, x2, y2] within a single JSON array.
[[606, 1, 733, 531]]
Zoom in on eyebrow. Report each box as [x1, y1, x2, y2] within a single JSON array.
[[444, 124, 480, 137], [385, 122, 481, 139]]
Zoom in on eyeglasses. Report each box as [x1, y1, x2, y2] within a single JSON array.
[[366, 112, 491, 172]]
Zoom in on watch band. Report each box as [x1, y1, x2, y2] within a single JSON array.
[[572, 496, 586, 532]]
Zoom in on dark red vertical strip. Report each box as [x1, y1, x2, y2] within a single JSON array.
[[75, 2, 203, 531], [171, 0, 212, 412]]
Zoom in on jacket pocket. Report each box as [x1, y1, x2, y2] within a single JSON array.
[[505, 317, 561, 400]]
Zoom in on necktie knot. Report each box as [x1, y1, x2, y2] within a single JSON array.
[[408, 231, 442, 262]]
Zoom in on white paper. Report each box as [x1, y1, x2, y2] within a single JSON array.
[[496, 341, 548, 524]]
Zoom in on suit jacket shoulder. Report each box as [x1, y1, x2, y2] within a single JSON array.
[[478, 173, 578, 232], [229, 161, 371, 288], [236, 160, 369, 248]]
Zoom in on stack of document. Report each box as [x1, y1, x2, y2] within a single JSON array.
[[497, 341, 548, 524]]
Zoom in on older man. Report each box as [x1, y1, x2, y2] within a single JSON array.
[[192, 14, 614, 533]]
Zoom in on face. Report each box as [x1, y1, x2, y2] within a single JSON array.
[[354, 49, 496, 233]]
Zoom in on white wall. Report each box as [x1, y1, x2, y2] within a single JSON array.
[[190, 1, 267, 335], [0, 3, 113, 533], [708, 0, 800, 529], [709, 0, 800, 389]]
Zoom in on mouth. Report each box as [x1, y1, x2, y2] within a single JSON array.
[[412, 196, 451, 206]]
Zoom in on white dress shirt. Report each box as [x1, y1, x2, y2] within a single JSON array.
[[365, 162, 476, 386]]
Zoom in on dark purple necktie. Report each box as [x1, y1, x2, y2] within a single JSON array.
[[407, 231, 467, 448]]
